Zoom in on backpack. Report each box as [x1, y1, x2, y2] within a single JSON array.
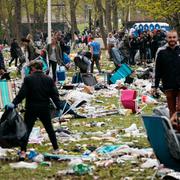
[[0, 109, 27, 148], [74, 56, 88, 73]]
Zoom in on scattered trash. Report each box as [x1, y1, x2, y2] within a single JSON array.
[[9, 162, 38, 169], [162, 172, 180, 180], [33, 154, 44, 163], [0, 147, 8, 157], [28, 149, 37, 159], [29, 127, 43, 144], [141, 158, 159, 168], [72, 163, 93, 175], [40, 161, 52, 167], [0, 61, 169, 178]]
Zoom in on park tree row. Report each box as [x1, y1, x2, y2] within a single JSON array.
[[0, 0, 179, 45]]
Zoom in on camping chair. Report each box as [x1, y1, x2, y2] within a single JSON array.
[[118, 88, 147, 114], [50, 99, 86, 120], [142, 115, 180, 178], [0, 80, 14, 109], [110, 64, 132, 84]]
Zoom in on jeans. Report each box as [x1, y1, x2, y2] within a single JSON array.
[[165, 89, 180, 118], [146, 48, 152, 61]]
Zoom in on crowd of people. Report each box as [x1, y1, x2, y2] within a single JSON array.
[[0, 26, 179, 161]]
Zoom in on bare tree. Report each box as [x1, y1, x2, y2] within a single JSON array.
[[112, 0, 118, 31], [96, 0, 107, 49], [105, 0, 112, 33], [69, 0, 79, 41], [14, 0, 21, 41], [24, 0, 32, 34]]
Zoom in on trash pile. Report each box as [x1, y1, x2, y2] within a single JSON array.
[[0, 59, 176, 179]]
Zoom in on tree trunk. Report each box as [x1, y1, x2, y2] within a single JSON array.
[[96, 0, 107, 49], [38, 1, 46, 31], [112, 0, 118, 31], [124, 6, 130, 28], [25, 0, 32, 34], [33, 0, 37, 33], [14, 0, 22, 41], [105, 0, 112, 33], [69, 0, 79, 41]]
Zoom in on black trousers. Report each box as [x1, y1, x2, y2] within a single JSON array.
[[91, 54, 101, 73], [49, 60, 57, 82], [9, 57, 18, 66], [129, 49, 137, 65], [21, 108, 58, 152]]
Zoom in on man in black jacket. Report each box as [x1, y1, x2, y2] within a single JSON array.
[[9, 39, 20, 67], [153, 30, 180, 119], [9, 60, 61, 160]]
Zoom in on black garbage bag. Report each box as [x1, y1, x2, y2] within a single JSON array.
[[0, 109, 27, 148]]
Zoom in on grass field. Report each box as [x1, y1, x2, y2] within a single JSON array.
[[0, 49, 159, 180]]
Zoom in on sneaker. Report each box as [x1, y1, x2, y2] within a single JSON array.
[[19, 151, 26, 161]]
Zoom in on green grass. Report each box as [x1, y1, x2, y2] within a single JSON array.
[[0, 50, 159, 180]]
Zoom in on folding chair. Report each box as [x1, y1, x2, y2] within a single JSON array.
[[110, 64, 132, 84], [50, 99, 86, 120], [118, 88, 147, 114], [142, 115, 180, 174], [0, 80, 14, 109], [120, 89, 137, 113]]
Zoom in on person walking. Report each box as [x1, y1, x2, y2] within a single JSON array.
[[46, 37, 63, 82], [153, 30, 180, 121], [107, 33, 116, 60], [89, 37, 101, 73], [9, 39, 20, 67], [6, 60, 61, 160]]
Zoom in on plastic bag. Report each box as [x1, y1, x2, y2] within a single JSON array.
[[0, 109, 27, 148]]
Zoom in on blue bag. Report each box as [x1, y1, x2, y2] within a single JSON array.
[[63, 53, 71, 64]]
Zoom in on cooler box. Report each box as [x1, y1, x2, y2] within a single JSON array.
[[56, 66, 66, 81]]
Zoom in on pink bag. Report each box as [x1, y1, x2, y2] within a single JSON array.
[[120, 89, 137, 113]]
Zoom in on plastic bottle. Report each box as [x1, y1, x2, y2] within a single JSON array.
[[40, 161, 52, 167], [33, 154, 44, 163], [72, 163, 91, 175], [28, 149, 38, 160]]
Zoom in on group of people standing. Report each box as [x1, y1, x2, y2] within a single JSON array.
[[106, 29, 166, 66]]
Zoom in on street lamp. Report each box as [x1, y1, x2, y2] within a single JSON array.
[[47, 0, 65, 44], [47, 0, 51, 44]]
